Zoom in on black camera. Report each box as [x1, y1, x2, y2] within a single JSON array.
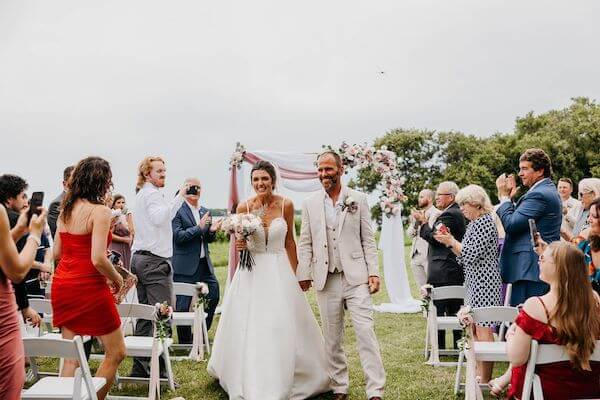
[[186, 185, 200, 195]]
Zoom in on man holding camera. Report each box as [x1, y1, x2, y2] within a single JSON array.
[[172, 178, 221, 342]]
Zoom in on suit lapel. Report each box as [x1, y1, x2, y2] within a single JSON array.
[[318, 191, 327, 240]]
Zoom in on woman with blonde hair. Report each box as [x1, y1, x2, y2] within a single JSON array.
[[434, 184, 502, 383], [504, 241, 600, 399], [564, 177, 600, 241]]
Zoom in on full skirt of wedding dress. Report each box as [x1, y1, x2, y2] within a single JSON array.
[[207, 251, 330, 400]]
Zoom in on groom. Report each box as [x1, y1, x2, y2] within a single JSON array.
[[297, 151, 386, 400]]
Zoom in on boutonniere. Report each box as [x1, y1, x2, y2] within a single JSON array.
[[341, 195, 359, 214]]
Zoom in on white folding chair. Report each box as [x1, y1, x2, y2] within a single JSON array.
[[26, 298, 92, 379], [171, 282, 210, 360], [521, 339, 600, 400], [424, 285, 465, 366], [114, 303, 175, 399], [454, 306, 519, 394], [22, 335, 106, 400]]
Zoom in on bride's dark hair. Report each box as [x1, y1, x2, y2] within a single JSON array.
[[250, 161, 277, 190]]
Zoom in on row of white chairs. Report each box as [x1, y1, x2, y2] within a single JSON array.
[[22, 282, 210, 399]]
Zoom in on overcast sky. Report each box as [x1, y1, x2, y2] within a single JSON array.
[[1, 0, 599, 208]]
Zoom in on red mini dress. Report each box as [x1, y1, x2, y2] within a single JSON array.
[[51, 232, 121, 336], [508, 308, 600, 399]]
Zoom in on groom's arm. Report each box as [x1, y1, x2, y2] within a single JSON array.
[[359, 194, 379, 278], [296, 200, 313, 282]]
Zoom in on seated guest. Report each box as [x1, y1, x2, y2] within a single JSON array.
[[417, 181, 466, 350], [172, 178, 221, 341], [564, 178, 600, 242], [578, 198, 600, 283], [433, 184, 502, 383], [505, 241, 600, 400], [52, 157, 125, 400], [496, 148, 562, 306], [557, 178, 581, 238], [0, 200, 47, 399], [109, 194, 133, 270]]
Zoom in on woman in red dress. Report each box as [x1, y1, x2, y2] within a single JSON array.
[[0, 203, 47, 399], [52, 156, 126, 400], [505, 241, 600, 399]]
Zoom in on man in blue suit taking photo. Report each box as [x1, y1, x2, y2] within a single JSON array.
[[495, 148, 562, 306], [172, 178, 221, 343]]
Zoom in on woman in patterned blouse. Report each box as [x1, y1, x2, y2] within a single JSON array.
[[434, 184, 502, 384]]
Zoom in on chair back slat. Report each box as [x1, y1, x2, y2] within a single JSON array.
[[473, 306, 519, 325], [432, 285, 465, 301], [28, 298, 53, 314], [23, 336, 79, 358], [521, 339, 600, 400], [173, 282, 198, 297], [117, 303, 157, 321]]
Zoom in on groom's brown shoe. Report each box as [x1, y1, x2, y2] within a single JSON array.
[[332, 394, 348, 400]]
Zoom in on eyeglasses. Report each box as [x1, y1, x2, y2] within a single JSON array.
[[436, 193, 453, 197], [579, 191, 591, 197]]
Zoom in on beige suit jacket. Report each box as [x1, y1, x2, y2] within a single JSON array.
[[406, 206, 441, 258], [297, 188, 379, 291]]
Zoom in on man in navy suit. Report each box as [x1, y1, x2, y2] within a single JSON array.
[[172, 178, 221, 343], [496, 148, 562, 306]]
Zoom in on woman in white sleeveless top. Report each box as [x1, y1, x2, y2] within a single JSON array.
[[208, 161, 330, 400]]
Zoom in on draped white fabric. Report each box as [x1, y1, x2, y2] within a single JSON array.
[[374, 211, 421, 313]]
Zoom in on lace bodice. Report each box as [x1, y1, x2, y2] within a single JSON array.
[[247, 217, 288, 254]]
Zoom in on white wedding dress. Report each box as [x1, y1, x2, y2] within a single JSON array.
[[207, 214, 330, 400]]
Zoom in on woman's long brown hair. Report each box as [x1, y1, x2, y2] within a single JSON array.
[[549, 241, 600, 370], [60, 157, 112, 224]]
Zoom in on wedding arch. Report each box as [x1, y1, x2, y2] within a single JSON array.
[[226, 142, 420, 313]]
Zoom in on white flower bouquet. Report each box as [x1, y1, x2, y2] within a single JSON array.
[[222, 212, 263, 271]]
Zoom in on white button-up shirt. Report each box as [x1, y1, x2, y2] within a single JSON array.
[[185, 201, 205, 258], [132, 182, 184, 258], [324, 186, 348, 228]]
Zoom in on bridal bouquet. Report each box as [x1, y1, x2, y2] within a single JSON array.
[[222, 212, 263, 271]]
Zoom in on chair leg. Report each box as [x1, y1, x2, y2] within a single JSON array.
[[454, 350, 464, 395], [162, 349, 176, 391], [424, 320, 430, 360]]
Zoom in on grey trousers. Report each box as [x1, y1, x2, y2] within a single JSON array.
[[130, 251, 174, 377]]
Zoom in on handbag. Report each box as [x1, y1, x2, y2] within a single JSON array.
[[108, 250, 138, 304]]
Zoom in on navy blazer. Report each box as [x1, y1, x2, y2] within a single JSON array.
[[420, 203, 467, 286], [496, 178, 561, 283], [172, 202, 216, 280]]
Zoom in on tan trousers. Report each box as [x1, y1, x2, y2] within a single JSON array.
[[316, 272, 385, 398], [410, 253, 428, 289]]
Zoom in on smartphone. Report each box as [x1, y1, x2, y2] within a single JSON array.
[[435, 221, 449, 235], [108, 250, 122, 266], [528, 219, 539, 248], [27, 192, 44, 222]]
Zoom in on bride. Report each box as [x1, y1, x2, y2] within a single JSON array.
[[207, 160, 330, 400]]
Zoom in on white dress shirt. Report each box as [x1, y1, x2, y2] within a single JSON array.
[[185, 201, 206, 258], [324, 186, 348, 228], [132, 182, 184, 258]]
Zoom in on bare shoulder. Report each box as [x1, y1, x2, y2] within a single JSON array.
[[522, 296, 548, 323], [92, 204, 111, 220], [281, 197, 294, 215], [235, 197, 256, 214]]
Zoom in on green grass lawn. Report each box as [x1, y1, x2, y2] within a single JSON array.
[[35, 242, 501, 399]]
